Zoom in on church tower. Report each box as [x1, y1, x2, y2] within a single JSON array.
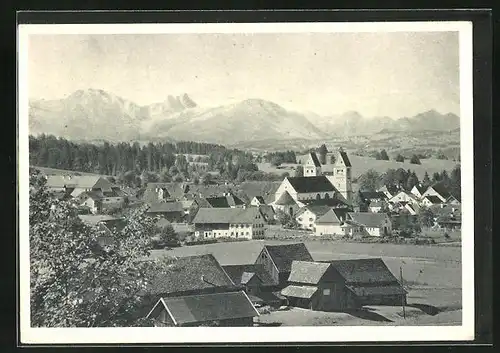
[[331, 148, 353, 205]]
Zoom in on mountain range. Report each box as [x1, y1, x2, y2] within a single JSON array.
[[28, 89, 460, 146]]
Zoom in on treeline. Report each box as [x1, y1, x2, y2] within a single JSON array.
[[357, 166, 461, 196], [29, 134, 286, 186], [263, 151, 297, 166]]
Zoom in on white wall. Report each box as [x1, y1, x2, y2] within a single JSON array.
[[315, 224, 344, 236]]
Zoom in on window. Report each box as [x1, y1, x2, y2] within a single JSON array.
[[231, 232, 234, 236], [316, 193, 321, 200], [323, 289, 330, 296], [325, 193, 330, 199], [309, 218, 313, 222], [246, 232, 249, 235]]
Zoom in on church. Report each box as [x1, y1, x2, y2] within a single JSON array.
[[271, 149, 353, 216]]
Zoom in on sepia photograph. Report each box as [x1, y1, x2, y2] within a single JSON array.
[[18, 20, 475, 344]]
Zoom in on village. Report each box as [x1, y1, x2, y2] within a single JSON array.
[[32, 147, 462, 327]]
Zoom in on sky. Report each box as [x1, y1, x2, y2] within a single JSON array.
[[28, 31, 460, 118]]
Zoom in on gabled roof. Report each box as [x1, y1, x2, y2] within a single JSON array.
[[412, 184, 427, 194], [145, 254, 236, 296], [147, 291, 259, 325], [274, 191, 297, 206], [447, 194, 461, 203], [336, 150, 352, 167], [306, 152, 322, 167], [368, 200, 383, 208], [378, 185, 399, 195], [77, 190, 103, 201], [296, 205, 331, 218], [192, 207, 261, 224], [222, 264, 276, 286], [281, 285, 318, 299], [46, 175, 106, 189], [301, 198, 349, 208], [147, 201, 185, 213], [286, 176, 336, 193], [263, 243, 314, 273], [347, 212, 388, 227], [321, 258, 399, 284], [288, 261, 331, 284], [205, 194, 245, 208], [253, 196, 266, 204], [428, 182, 451, 199], [258, 205, 276, 222], [315, 209, 342, 224], [241, 272, 258, 285], [423, 195, 443, 204]]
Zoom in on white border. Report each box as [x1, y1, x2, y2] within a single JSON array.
[[18, 21, 474, 344]]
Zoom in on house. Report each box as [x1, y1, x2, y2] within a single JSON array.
[[205, 192, 246, 208], [146, 291, 259, 327], [410, 184, 427, 199], [446, 194, 461, 205], [250, 196, 266, 206], [142, 183, 173, 204], [146, 202, 185, 222], [254, 243, 314, 288], [295, 205, 332, 231], [303, 152, 322, 177], [192, 207, 266, 239], [422, 182, 451, 202], [360, 191, 387, 203], [378, 185, 400, 199], [421, 195, 443, 207], [144, 254, 237, 299], [76, 191, 103, 214], [345, 212, 393, 237], [320, 258, 407, 306], [389, 191, 418, 205], [281, 261, 357, 311], [429, 204, 462, 230], [314, 209, 347, 237], [45, 175, 111, 193]]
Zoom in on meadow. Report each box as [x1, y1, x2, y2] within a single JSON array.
[[258, 154, 459, 180]]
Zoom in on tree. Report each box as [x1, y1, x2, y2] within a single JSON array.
[[200, 172, 213, 186], [275, 209, 292, 227], [352, 190, 368, 212], [450, 165, 461, 196], [155, 223, 179, 248], [29, 171, 160, 327], [358, 169, 381, 192], [318, 144, 328, 165], [422, 171, 431, 188], [379, 149, 390, 161], [294, 165, 304, 177], [395, 154, 405, 162], [405, 172, 419, 191], [418, 207, 435, 228], [410, 154, 421, 165]]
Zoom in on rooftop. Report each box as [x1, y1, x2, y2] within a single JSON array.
[[263, 243, 314, 273], [286, 176, 336, 193], [192, 207, 261, 224]]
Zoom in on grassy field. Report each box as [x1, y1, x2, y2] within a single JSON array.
[[30, 165, 112, 178], [258, 154, 459, 180], [151, 239, 462, 326]]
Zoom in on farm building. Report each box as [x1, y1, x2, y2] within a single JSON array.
[[389, 191, 419, 205], [141, 254, 237, 310], [319, 258, 407, 307], [222, 264, 286, 307], [254, 243, 314, 288], [446, 194, 461, 205], [359, 191, 387, 203], [204, 192, 246, 208], [146, 202, 185, 222], [281, 261, 357, 311], [345, 212, 393, 237], [146, 291, 259, 327], [257, 204, 276, 224], [192, 207, 266, 239]]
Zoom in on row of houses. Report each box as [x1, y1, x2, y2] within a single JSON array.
[[143, 243, 406, 326], [45, 175, 128, 214]]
